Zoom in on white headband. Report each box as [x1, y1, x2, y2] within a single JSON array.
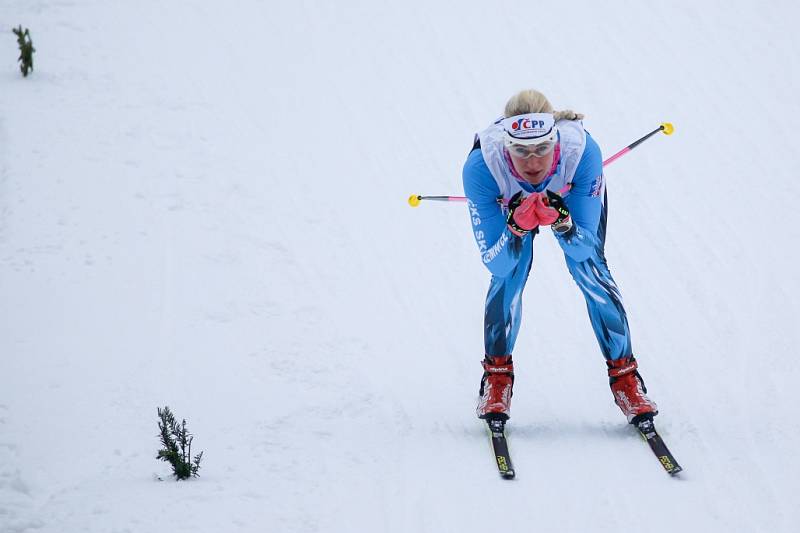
[[501, 113, 557, 145]]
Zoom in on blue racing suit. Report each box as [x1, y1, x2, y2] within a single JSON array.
[[462, 131, 632, 362]]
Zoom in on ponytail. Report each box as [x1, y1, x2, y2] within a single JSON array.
[[554, 109, 584, 121], [504, 89, 584, 121]]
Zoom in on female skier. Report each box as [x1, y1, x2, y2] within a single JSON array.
[[463, 89, 658, 425]]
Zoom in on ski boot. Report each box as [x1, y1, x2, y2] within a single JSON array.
[[477, 355, 514, 421], [607, 355, 658, 424]]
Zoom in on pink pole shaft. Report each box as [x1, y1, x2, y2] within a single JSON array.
[[601, 147, 631, 167]]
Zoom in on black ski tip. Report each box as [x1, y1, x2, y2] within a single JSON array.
[[500, 470, 516, 480], [633, 417, 684, 477], [484, 418, 515, 478]]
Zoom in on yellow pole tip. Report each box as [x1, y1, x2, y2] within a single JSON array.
[[661, 122, 675, 135], [408, 194, 421, 207]]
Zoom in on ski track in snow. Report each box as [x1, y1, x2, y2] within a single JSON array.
[[1, 1, 800, 532]]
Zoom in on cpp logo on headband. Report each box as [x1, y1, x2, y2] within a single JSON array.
[[502, 113, 555, 140], [512, 118, 545, 131]]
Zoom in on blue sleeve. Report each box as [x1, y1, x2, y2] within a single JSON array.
[[462, 149, 528, 277], [554, 132, 605, 262]]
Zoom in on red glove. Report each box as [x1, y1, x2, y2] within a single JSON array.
[[533, 193, 560, 225], [542, 191, 574, 235], [506, 192, 542, 236]]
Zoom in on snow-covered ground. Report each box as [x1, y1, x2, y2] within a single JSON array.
[[2, 1, 799, 532]]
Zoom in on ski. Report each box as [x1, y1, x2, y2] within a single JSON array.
[[485, 417, 515, 479], [635, 417, 682, 476]]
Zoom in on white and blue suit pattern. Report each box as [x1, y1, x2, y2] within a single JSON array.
[[462, 119, 632, 361]]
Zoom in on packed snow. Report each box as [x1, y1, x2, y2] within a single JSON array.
[[2, 1, 799, 532]]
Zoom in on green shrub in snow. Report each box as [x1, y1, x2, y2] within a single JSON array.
[[12, 25, 35, 77], [156, 406, 203, 480]]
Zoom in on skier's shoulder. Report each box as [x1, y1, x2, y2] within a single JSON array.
[[579, 131, 601, 166], [572, 130, 602, 183], [463, 146, 497, 192], [464, 142, 487, 171]]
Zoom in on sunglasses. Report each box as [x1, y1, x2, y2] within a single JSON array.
[[506, 141, 556, 159]]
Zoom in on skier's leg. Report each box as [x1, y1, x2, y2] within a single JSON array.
[[563, 250, 632, 361], [484, 235, 534, 356], [563, 192, 631, 361], [564, 194, 657, 422], [478, 235, 534, 420]]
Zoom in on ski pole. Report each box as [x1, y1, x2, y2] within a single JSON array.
[[408, 122, 674, 207], [602, 122, 673, 167], [407, 195, 467, 207]]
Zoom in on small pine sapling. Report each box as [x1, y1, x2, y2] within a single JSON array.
[[12, 26, 35, 77], [156, 406, 203, 480]]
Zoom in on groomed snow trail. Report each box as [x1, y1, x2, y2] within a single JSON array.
[[2, 1, 799, 532]]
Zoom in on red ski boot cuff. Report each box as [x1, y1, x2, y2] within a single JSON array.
[[482, 355, 514, 375], [607, 356, 638, 379]]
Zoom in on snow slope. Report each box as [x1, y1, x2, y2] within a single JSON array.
[[2, 1, 799, 532]]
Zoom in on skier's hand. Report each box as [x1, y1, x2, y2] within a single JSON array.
[[533, 193, 560, 225], [541, 190, 573, 235], [506, 191, 542, 236]]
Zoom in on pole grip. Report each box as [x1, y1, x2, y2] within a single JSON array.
[[627, 125, 665, 150]]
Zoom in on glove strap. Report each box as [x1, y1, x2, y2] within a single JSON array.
[[507, 217, 531, 237]]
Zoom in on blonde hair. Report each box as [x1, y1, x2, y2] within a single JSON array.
[[504, 89, 584, 121]]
